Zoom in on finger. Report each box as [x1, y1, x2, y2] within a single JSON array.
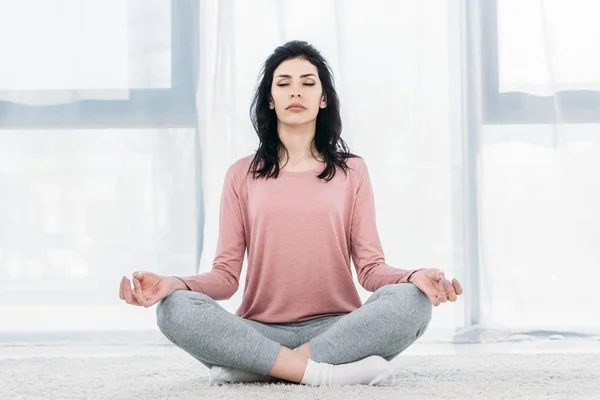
[[132, 278, 150, 307], [426, 293, 438, 306], [436, 270, 447, 301], [119, 276, 125, 300], [421, 283, 441, 306], [429, 287, 442, 306], [131, 291, 147, 307], [123, 278, 140, 306], [445, 280, 457, 302], [453, 278, 463, 295], [421, 285, 439, 306], [438, 278, 447, 302]]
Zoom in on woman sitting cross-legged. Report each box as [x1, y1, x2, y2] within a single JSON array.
[[118, 40, 463, 387]]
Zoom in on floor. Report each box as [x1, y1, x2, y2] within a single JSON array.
[[2, 340, 600, 399]]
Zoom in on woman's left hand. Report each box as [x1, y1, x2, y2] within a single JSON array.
[[409, 269, 463, 307]]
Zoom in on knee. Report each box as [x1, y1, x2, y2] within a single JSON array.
[[156, 290, 210, 335], [382, 284, 432, 328], [156, 290, 186, 334]]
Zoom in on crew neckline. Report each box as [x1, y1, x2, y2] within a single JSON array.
[[280, 165, 324, 176]]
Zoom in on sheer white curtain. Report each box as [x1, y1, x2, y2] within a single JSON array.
[[3, 0, 596, 342], [0, 0, 197, 334], [471, 0, 600, 334], [197, 0, 466, 341]]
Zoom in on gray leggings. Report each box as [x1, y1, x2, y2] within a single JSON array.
[[156, 283, 432, 376]]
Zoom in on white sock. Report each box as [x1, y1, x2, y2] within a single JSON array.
[[208, 365, 271, 386], [300, 355, 395, 387]]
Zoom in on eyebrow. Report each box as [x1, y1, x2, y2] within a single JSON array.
[[275, 73, 317, 79]]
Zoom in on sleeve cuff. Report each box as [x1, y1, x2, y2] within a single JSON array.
[[405, 268, 425, 283], [172, 276, 192, 291]]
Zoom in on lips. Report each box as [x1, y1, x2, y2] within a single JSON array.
[[286, 103, 306, 110]]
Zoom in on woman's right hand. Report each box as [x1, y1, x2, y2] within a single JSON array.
[[119, 271, 179, 308]]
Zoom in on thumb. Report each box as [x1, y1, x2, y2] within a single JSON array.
[[132, 271, 146, 281], [435, 269, 445, 281]]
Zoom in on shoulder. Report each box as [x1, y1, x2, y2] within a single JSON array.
[[345, 155, 366, 170], [227, 154, 255, 176], [343, 155, 375, 192], [223, 154, 255, 188], [344, 155, 369, 178]]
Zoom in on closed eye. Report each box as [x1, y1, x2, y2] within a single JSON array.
[[277, 83, 316, 87]]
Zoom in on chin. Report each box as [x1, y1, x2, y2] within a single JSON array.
[[280, 116, 317, 127]]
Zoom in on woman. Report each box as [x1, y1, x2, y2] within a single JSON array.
[[118, 40, 463, 387]]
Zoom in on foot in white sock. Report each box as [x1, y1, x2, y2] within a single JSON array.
[[300, 355, 395, 387], [208, 365, 272, 386]]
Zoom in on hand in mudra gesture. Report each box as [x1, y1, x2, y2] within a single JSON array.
[[118, 271, 178, 308], [409, 269, 463, 307]]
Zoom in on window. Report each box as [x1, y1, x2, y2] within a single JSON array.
[[480, 0, 600, 123], [0, 0, 200, 313], [0, 0, 198, 128]]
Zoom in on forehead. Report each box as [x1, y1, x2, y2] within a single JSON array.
[[273, 58, 319, 78]]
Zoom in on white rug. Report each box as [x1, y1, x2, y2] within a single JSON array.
[[2, 348, 599, 400]]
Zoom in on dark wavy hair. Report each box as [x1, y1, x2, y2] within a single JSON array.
[[247, 40, 358, 181]]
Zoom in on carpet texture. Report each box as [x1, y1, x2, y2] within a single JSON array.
[[2, 352, 599, 399]]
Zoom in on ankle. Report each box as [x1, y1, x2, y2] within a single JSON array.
[[300, 356, 395, 387]]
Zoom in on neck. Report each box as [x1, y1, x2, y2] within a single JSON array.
[[277, 121, 320, 162]]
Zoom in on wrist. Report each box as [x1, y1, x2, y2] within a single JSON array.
[[407, 269, 423, 283], [167, 276, 190, 292]]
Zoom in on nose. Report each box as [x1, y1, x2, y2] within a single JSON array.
[[290, 92, 302, 98]]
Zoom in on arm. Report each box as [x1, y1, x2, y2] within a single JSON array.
[[350, 160, 423, 291], [175, 165, 246, 300]]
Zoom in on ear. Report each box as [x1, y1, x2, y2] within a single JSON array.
[[269, 96, 275, 109], [320, 95, 327, 109]]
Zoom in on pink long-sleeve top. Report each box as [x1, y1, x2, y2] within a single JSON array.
[[179, 155, 419, 323]]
